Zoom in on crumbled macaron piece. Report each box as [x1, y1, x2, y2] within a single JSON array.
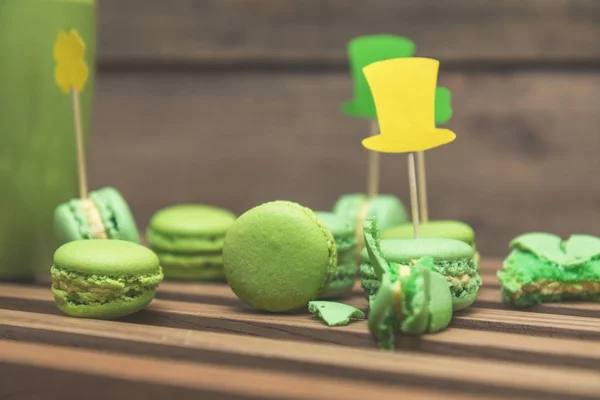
[[308, 301, 365, 326]]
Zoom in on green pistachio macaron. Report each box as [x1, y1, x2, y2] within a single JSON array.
[[360, 236, 481, 311], [315, 211, 357, 299], [333, 194, 407, 260], [382, 220, 480, 261], [223, 201, 337, 312], [369, 261, 454, 349], [51, 239, 163, 319], [364, 219, 453, 349], [499, 232, 600, 307], [147, 204, 236, 281], [54, 186, 140, 244]]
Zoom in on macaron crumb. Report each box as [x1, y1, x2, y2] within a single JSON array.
[[308, 301, 365, 327]]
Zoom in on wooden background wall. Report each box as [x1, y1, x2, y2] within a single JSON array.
[[89, 0, 600, 257]]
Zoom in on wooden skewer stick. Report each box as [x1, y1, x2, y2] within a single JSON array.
[[408, 152, 420, 238], [416, 151, 429, 223], [367, 120, 380, 198], [72, 89, 88, 199]]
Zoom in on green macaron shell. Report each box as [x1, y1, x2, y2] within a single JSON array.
[[54, 201, 89, 242], [361, 238, 474, 262], [334, 194, 407, 232], [97, 187, 140, 243], [51, 240, 163, 319], [316, 211, 356, 252], [147, 204, 236, 253], [382, 220, 475, 245], [223, 201, 337, 312], [368, 272, 397, 349], [54, 239, 160, 275], [53, 187, 140, 244], [316, 211, 357, 299], [427, 270, 454, 332], [360, 238, 480, 310], [154, 251, 224, 280], [368, 263, 431, 349], [87, 188, 124, 241], [52, 289, 158, 319], [318, 263, 358, 299], [399, 264, 430, 335]]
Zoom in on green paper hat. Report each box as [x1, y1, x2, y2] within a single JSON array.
[[342, 35, 416, 119]]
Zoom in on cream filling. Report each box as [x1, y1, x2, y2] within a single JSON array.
[[53, 280, 114, 294], [520, 280, 600, 296], [447, 274, 471, 286], [391, 265, 411, 318], [392, 279, 403, 318], [81, 199, 108, 239]]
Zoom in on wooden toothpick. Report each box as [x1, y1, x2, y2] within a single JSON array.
[[72, 89, 88, 199], [407, 152, 420, 238], [367, 120, 380, 198], [416, 151, 428, 223]]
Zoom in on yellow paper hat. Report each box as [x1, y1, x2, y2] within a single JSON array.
[[362, 58, 456, 153]]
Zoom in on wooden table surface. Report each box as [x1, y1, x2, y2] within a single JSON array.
[[1, 259, 599, 399]]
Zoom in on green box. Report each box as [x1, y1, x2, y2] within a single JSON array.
[[0, 0, 96, 280]]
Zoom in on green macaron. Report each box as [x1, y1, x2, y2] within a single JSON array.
[[360, 236, 481, 311], [315, 211, 357, 299], [382, 220, 480, 261], [223, 201, 337, 312], [369, 261, 454, 349], [334, 194, 407, 262], [51, 239, 163, 319], [54, 186, 140, 244], [364, 219, 453, 349], [147, 204, 236, 280]]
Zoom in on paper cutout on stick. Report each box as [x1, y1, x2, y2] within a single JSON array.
[[342, 35, 416, 119], [53, 29, 89, 94], [435, 87, 453, 125], [361, 58, 456, 153]]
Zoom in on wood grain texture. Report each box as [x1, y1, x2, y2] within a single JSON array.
[[2, 260, 600, 399], [97, 0, 600, 64], [88, 70, 600, 257], [3, 340, 475, 400], [2, 313, 600, 399]]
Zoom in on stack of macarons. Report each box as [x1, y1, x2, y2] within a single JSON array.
[[54, 187, 140, 244], [51, 239, 163, 319], [360, 231, 481, 311], [315, 211, 357, 298], [333, 193, 407, 258], [147, 204, 236, 280], [223, 201, 338, 312]]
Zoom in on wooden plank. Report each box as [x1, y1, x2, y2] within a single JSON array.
[[154, 280, 600, 318], [97, 0, 600, 64], [2, 308, 600, 373], [3, 284, 600, 343], [89, 71, 600, 257], [0, 340, 476, 400], [2, 314, 600, 400], [476, 287, 600, 314]]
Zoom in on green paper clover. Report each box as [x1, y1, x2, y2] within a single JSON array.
[[434, 86, 453, 125]]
